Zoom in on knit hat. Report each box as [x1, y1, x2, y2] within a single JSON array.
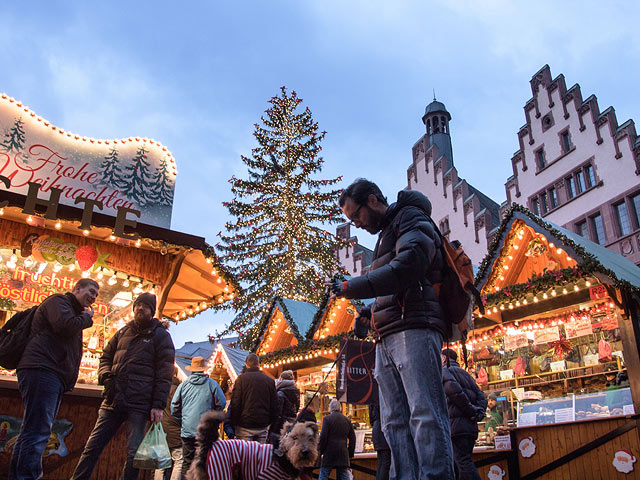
[[280, 370, 294, 380], [133, 292, 157, 315], [488, 392, 498, 401], [441, 348, 458, 362]]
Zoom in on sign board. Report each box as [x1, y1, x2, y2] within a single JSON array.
[[494, 435, 511, 451], [589, 285, 607, 300], [533, 326, 560, 345], [499, 369, 514, 380], [565, 316, 593, 338], [0, 95, 176, 227], [337, 339, 378, 405], [550, 360, 566, 372], [554, 407, 575, 423], [504, 333, 528, 351]]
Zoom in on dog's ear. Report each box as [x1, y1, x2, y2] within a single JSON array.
[[304, 421, 319, 434], [281, 420, 293, 436]]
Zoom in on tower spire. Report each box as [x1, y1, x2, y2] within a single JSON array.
[[433, 89, 436, 101]]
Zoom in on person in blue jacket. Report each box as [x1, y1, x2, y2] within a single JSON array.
[[171, 356, 225, 477]]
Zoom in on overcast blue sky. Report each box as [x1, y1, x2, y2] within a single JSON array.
[[2, 1, 639, 348]]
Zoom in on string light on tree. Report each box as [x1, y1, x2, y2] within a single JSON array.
[[217, 86, 346, 348]]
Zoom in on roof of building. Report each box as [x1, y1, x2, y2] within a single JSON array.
[[253, 296, 320, 350], [174, 337, 237, 376], [424, 99, 450, 118], [475, 204, 640, 292], [354, 243, 374, 269], [218, 343, 250, 379]]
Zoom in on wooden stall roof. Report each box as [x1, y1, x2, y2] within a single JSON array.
[[474, 204, 640, 326], [254, 296, 319, 355], [311, 296, 359, 339], [0, 192, 240, 322]]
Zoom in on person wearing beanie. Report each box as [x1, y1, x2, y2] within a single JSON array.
[[441, 350, 487, 480], [72, 293, 175, 480], [268, 370, 301, 446]]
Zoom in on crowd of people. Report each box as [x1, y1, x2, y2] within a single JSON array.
[[8, 178, 494, 480]]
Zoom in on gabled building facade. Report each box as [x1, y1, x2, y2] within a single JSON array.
[[503, 65, 640, 266]]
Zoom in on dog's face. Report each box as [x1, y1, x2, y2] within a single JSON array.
[[279, 421, 319, 469]]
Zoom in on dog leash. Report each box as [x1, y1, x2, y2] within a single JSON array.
[[284, 339, 349, 436]]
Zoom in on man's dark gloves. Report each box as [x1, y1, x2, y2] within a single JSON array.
[[329, 279, 346, 297], [473, 408, 486, 422], [354, 308, 372, 339]]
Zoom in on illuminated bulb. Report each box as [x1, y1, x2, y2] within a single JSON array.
[[549, 243, 554, 249], [495, 286, 500, 291], [556, 248, 562, 255], [68, 263, 76, 272], [55, 221, 62, 230], [567, 256, 573, 262], [133, 284, 143, 294], [523, 299, 528, 305], [0, 208, 4, 215], [83, 229, 89, 236], [533, 297, 539, 303], [508, 304, 514, 309], [97, 269, 104, 280], [562, 288, 568, 294], [53, 263, 62, 273], [23, 256, 34, 268], [500, 305, 505, 311], [37, 262, 47, 274], [500, 276, 505, 281], [108, 276, 117, 286], [585, 281, 591, 287], [26, 215, 33, 223], [81, 270, 90, 278], [135, 239, 141, 248], [543, 293, 548, 299], [551, 290, 557, 296], [504, 265, 509, 270], [10, 252, 17, 264], [123, 278, 130, 288], [493, 307, 498, 313], [109, 235, 116, 241], [574, 285, 579, 291], [515, 301, 521, 307], [513, 245, 519, 249]]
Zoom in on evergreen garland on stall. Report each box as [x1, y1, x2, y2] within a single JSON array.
[[216, 86, 346, 348]]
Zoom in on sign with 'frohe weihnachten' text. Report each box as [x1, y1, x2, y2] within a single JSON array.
[[0, 94, 177, 228]]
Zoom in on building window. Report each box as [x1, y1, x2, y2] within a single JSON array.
[[565, 176, 575, 199], [576, 220, 588, 238], [575, 171, 584, 194], [591, 213, 606, 245], [532, 198, 540, 215], [614, 202, 631, 236], [584, 164, 596, 189], [632, 193, 640, 228], [536, 149, 546, 170], [540, 192, 549, 214], [548, 187, 558, 209], [561, 130, 572, 153]]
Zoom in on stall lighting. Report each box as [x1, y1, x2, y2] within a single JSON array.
[[135, 239, 141, 248], [37, 262, 47, 274], [81, 270, 90, 278], [68, 263, 76, 272], [55, 221, 62, 230], [109, 235, 116, 241], [26, 215, 33, 223], [97, 268, 104, 280], [23, 256, 34, 268], [108, 275, 117, 286], [53, 263, 62, 273], [551, 290, 557, 296], [123, 276, 130, 288], [0, 208, 4, 215]]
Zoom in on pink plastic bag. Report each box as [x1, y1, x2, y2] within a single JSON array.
[[514, 356, 526, 377], [477, 367, 489, 386], [598, 338, 612, 363]]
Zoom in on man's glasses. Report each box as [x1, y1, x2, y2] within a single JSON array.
[[348, 204, 365, 225]]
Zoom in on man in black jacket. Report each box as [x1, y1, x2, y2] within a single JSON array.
[[441, 349, 487, 480], [71, 292, 175, 480], [10, 279, 98, 480], [230, 353, 278, 443], [332, 178, 454, 479], [318, 399, 356, 480]]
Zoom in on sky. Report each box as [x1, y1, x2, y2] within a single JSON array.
[[2, 1, 639, 348]]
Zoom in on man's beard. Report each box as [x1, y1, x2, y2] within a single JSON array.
[[134, 313, 153, 328]]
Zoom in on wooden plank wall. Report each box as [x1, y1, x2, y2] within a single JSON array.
[[0, 387, 153, 480], [515, 417, 640, 479]]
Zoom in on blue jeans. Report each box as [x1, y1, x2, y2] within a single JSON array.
[[374, 329, 454, 480], [318, 467, 351, 480], [10, 368, 65, 480], [71, 407, 149, 480]]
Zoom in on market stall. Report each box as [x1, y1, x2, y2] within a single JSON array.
[[254, 294, 380, 479], [0, 93, 238, 478], [463, 204, 640, 479]]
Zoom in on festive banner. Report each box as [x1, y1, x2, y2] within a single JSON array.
[[533, 326, 560, 345], [337, 339, 378, 405], [0, 414, 73, 457], [565, 316, 593, 338], [0, 95, 176, 227], [504, 333, 528, 351]]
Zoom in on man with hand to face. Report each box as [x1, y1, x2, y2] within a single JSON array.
[[10, 279, 99, 480], [71, 293, 175, 480]]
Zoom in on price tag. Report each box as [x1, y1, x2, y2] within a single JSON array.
[[512, 388, 525, 401], [623, 404, 635, 415], [494, 434, 511, 450], [499, 369, 514, 380], [554, 407, 575, 423], [518, 411, 537, 427], [550, 360, 566, 372]]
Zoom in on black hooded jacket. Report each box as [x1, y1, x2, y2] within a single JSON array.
[[98, 318, 175, 413], [18, 293, 93, 391], [269, 379, 301, 436], [442, 359, 487, 436], [342, 190, 446, 338]]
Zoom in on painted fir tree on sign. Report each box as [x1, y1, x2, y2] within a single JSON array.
[[1, 117, 27, 162], [217, 86, 345, 347], [120, 145, 152, 206], [149, 156, 174, 206], [98, 146, 124, 190]]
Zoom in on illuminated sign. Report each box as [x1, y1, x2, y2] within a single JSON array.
[[0, 94, 177, 228]]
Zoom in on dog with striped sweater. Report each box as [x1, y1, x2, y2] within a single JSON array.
[[186, 411, 318, 480]]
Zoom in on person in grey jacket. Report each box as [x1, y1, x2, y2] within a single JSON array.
[[11, 279, 98, 480], [171, 356, 225, 477], [441, 349, 487, 480], [72, 293, 175, 480]]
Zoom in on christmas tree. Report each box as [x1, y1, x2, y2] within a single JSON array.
[[217, 86, 345, 347], [120, 145, 152, 206], [149, 156, 174, 206], [98, 146, 124, 190], [1, 117, 27, 160]]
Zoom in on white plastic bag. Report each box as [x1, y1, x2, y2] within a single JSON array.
[[133, 423, 172, 470]]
